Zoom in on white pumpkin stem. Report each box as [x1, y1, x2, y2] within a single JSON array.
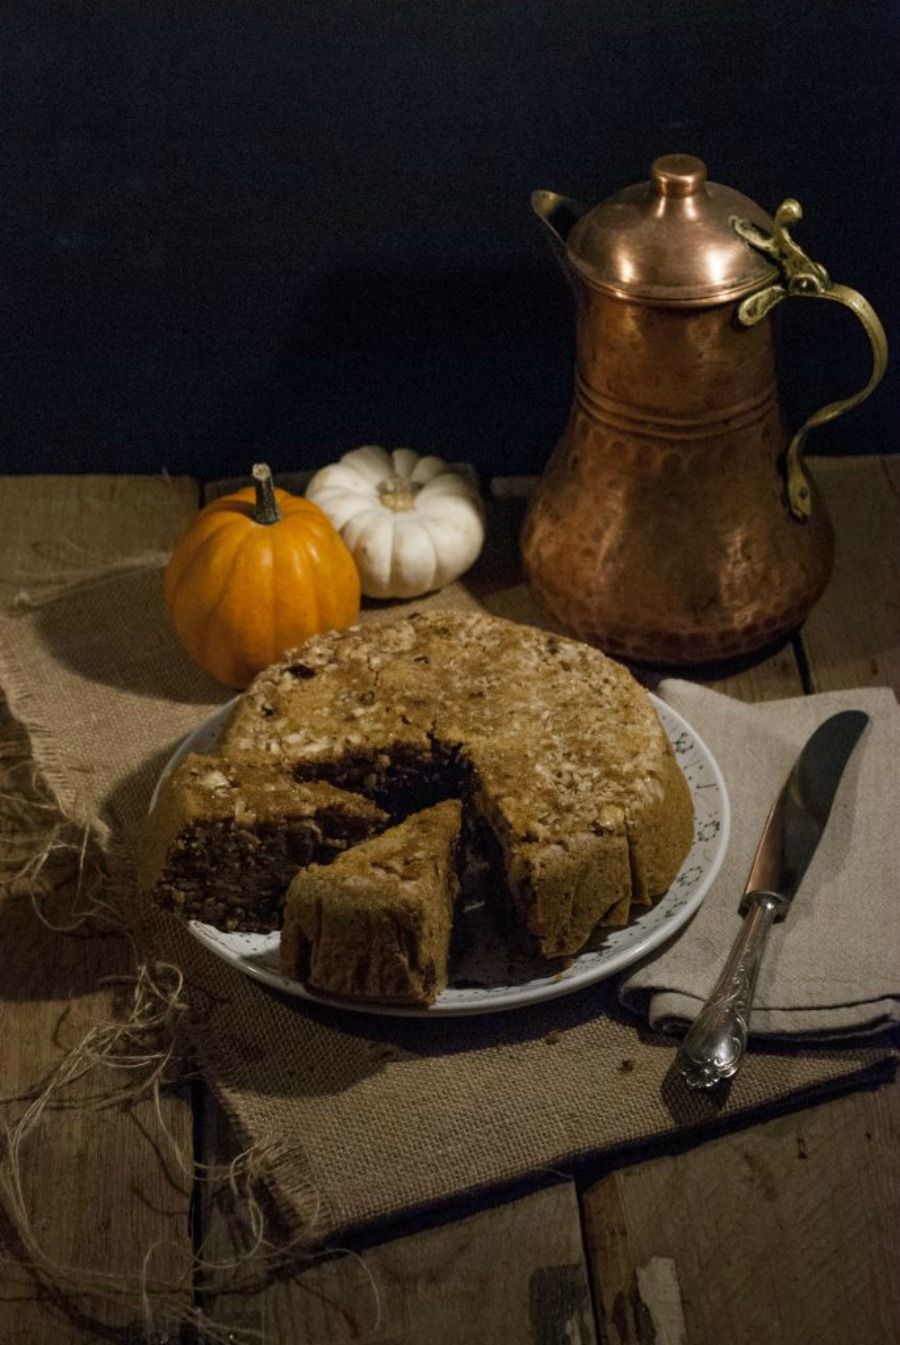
[[377, 475, 418, 512], [251, 463, 282, 525]]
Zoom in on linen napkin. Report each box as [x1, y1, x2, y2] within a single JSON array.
[[620, 680, 900, 1040]]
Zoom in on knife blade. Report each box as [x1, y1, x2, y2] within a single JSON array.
[[676, 710, 869, 1090]]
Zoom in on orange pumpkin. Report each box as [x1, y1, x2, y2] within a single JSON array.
[[165, 463, 361, 688]]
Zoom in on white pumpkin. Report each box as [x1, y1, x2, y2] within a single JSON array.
[[305, 446, 486, 599]]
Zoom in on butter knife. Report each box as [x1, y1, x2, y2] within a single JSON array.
[[676, 709, 869, 1090]]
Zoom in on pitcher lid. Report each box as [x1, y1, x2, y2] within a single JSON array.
[[566, 154, 779, 305]]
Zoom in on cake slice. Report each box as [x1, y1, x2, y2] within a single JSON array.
[[281, 799, 463, 1005], [141, 753, 387, 932]]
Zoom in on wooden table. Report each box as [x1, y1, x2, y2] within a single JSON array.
[[1, 457, 898, 1345]]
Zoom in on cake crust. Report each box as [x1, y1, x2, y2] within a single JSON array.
[[281, 800, 463, 1004], [224, 611, 694, 957]]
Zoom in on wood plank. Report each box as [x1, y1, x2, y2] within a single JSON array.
[[199, 1094, 597, 1345], [692, 642, 803, 702], [584, 453, 900, 1345], [883, 455, 900, 495], [0, 476, 199, 1342], [198, 468, 601, 1343], [801, 456, 900, 693], [195, 465, 801, 1345], [583, 1083, 900, 1345], [0, 704, 195, 1341]]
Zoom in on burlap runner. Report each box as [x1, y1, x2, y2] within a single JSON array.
[[0, 475, 894, 1243]]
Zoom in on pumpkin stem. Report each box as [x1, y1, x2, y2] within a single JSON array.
[[251, 463, 281, 525], [377, 475, 418, 512]]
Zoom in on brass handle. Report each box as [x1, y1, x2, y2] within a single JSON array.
[[735, 200, 889, 519]]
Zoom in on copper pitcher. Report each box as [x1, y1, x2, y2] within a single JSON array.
[[521, 154, 888, 665]]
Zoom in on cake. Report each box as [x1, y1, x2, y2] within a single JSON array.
[[281, 800, 462, 1004], [141, 752, 387, 932], [222, 611, 694, 959]]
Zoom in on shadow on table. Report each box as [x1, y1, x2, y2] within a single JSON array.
[[0, 889, 134, 1005], [0, 733, 192, 1004], [328, 1049, 897, 1260], [25, 566, 224, 704]]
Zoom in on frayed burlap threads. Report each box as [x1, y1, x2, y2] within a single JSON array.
[[0, 731, 340, 1343], [0, 478, 360, 1336], [0, 893, 346, 1340], [0, 739, 118, 934], [0, 951, 373, 1344], [1, 475, 897, 1307]]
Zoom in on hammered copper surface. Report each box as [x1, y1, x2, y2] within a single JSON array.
[[521, 288, 834, 665], [522, 154, 846, 666]]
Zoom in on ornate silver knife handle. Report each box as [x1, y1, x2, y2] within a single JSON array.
[[676, 894, 782, 1090]]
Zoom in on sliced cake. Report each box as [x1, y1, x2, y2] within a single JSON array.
[[281, 800, 463, 1005], [141, 752, 387, 932], [223, 611, 694, 958]]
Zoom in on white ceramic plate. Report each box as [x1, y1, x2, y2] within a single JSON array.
[[149, 694, 730, 1017]]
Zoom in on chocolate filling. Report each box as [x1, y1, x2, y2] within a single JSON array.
[[155, 807, 380, 933], [293, 743, 538, 975], [291, 740, 472, 820]]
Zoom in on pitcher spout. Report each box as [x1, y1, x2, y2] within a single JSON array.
[[531, 190, 589, 270]]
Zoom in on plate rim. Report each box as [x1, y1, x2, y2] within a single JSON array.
[[150, 692, 730, 1018]]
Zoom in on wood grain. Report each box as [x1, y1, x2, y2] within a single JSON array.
[[0, 705, 195, 1342], [583, 1084, 900, 1345], [698, 643, 804, 702], [0, 477, 199, 1342], [2, 463, 897, 1344], [584, 453, 900, 1345], [196, 472, 599, 1344], [882, 456, 900, 495], [801, 456, 900, 693], [199, 1092, 597, 1345]]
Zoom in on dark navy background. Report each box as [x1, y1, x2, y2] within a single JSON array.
[[1, 0, 897, 479]]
